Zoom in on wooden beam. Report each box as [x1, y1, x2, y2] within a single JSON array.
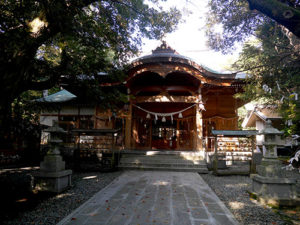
[[134, 95, 198, 103], [131, 85, 198, 95]]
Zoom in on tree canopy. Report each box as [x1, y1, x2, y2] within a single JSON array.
[[206, 0, 300, 51], [0, 0, 181, 148], [206, 0, 300, 135]]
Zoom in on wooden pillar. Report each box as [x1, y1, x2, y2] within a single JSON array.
[[149, 121, 152, 149], [176, 120, 180, 150], [194, 103, 203, 151], [125, 103, 132, 149], [234, 97, 238, 129], [213, 136, 218, 174], [77, 106, 80, 129], [132, 116, 137, 149], [250, 135, 256, 174]]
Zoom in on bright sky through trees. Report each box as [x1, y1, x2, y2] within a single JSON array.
[[138, 0, 242, 72]]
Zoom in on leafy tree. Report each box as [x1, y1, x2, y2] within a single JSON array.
[[206, 0, 300, 51], [206, 1, 300, 136], [0, 0, 181, 148], [234, 24, 300, 135]]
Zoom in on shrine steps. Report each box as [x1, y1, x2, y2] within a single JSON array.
[[118, 150, 208, 173]]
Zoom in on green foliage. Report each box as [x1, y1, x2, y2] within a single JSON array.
[[0, 0, 181, 99], [0, 0, 181, 147], [207, 0, 300, 135], [233, 22, 300, 135], [206, 0, 265, 52]]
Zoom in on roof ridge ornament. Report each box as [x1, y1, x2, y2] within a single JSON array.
[[152, 40, 178, 54]]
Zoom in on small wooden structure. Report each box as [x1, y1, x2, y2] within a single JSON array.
[[211, 130, 258, 175], [242, 104, 288, 147], [71, 129, 121, 170]]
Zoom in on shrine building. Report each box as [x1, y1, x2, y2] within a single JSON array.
[[39, 42, 245, 153], [123, 42, 244, 151]]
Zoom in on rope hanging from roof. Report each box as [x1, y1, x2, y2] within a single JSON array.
[[133, 104, 198, 122]]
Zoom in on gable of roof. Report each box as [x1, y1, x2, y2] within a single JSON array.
[[242, 107, 282, 128]]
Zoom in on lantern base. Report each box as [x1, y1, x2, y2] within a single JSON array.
[[34, 170, 72, 193], [250, 174, 299, 207]]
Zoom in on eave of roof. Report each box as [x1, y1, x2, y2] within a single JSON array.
[[212, 129, 258, 137], [35, 89, 77, 103]]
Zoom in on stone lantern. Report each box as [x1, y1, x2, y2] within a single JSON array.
[[260, 120, 283, 159], [250, 120, 299, 206], [34, 122, 72, 193]]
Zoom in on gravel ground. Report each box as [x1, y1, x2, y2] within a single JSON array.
[[201, 173, 298, 225], [1, 168, 299, 225], [1, 170, 123, 225]]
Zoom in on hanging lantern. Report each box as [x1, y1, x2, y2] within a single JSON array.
[[178, 112, 183, 118], [146, 113, 151, 119], [171, 115, 173, 124], [162, 116, 166, 122]]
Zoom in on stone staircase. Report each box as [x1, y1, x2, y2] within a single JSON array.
[[118, 150, 208, 173]]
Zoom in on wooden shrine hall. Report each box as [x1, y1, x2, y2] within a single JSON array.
[[39, 42, 245, 155], [124, 42, 244, 151]]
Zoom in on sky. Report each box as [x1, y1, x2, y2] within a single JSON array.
[[136, 0, 242, 72]]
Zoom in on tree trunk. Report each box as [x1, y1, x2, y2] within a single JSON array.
[[247, 0, 300, 38], [0, 100, 13, 150]]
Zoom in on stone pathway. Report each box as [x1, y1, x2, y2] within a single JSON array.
[[57, 171, 238, 225]]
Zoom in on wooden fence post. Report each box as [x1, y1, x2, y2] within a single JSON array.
[[250, 136, 256, 174], [213, 136, 218, 174]]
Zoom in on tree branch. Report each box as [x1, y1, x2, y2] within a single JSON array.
[[27, 49, 69, 90], [247, 0, 300, 38]]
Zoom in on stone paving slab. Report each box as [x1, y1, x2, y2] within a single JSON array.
[[57, 171, 239, 225]]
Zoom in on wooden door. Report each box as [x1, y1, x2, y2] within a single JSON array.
[[151, 120, 177, 150]]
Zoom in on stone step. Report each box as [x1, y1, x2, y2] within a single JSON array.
[[121, 150, 201, 155], [120, 158, 206, 165], [121, 155, 204, 161], [122, 155, 203, 161], [119, 162, 207, 168], [118, 150, 208, 173], [118, 165, 209, 173], [121, 151, 204, 159]]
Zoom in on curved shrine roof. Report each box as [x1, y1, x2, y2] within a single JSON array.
[[130, 41, 238, 80]]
